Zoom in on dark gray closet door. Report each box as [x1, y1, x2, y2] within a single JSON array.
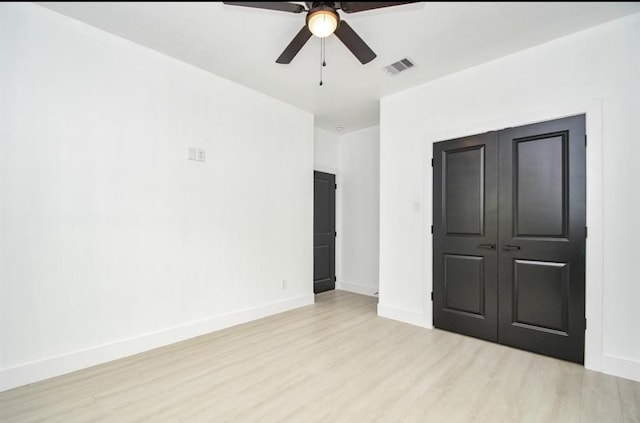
[[433, 132, 499, 342], [432, 114, 586, 364], [497, 115, 586, 363]]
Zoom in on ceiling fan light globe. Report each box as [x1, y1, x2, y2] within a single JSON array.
[[307, 9, 339, 38]]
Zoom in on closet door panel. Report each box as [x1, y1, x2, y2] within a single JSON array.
[[433, 133, 499, 342], [498, 114, 586, 364]]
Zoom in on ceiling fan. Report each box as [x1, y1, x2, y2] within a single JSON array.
[[223, 2, 420, 65]]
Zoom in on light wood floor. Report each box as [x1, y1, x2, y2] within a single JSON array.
[[1, 290, 638, 422]]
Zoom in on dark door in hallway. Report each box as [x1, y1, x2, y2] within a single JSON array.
[[314, 171, 336, 293]]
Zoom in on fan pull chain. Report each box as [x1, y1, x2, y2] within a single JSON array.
[[319, 38, 324, 86], [319, 38, 328, 86], [322, 37, 326, 67]]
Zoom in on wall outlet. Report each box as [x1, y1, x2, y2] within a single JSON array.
[[281, 279, 287, 290], [188, 147, 197, 161], [197, 149, 206, 162]]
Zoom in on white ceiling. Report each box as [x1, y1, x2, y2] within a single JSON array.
[[37, 2, 640, 134]]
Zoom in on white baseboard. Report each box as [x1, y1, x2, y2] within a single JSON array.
[[601, 353, 640, 382], [377, 303, 432, 328], [336, 282, 378, 297], [0, 294, 314, 392]]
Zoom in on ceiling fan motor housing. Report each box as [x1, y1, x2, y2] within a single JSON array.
[[306, 2, 340, 10]]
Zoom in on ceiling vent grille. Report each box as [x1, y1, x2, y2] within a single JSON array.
[[384, 58, 415, 75]]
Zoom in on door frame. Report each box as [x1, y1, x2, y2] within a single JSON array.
[[314, 166, 342, 292], [422, 99, 603, 372]]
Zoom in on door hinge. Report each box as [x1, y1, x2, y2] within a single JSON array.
[[585, 317, 587, 330], [334, 231, 337, 237], [431, 158, 434, 167], [585, 134, 587, 147], [335, 184, 337, 189], [431, 225, 434, 234], [585, 226, 588, 238], [431, 292, 434, 301]]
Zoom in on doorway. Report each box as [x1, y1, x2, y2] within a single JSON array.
[[432, 114, 586, 363], [314, 170, 336, 294]]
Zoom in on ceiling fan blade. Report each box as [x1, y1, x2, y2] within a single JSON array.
[[340, 2, 420, 13], [333, 21, 376, 64], [223, 2, 305, 13], [276, 25, 313, 64]]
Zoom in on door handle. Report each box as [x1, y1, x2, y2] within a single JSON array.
[[478, 244, 496, 250], [502, 245, 521, 251]]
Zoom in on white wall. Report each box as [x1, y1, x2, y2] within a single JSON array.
[[314, 127, 339, 171], [379, 12, 640, 381], [338, 126, 380, 296], [0, 3, 314, 391]]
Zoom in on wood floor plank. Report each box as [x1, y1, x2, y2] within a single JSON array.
[[618, 376, 640, 423], [531, 357, 584, 423], [580, 370, 624, 423], [1, 290, 638, 423]]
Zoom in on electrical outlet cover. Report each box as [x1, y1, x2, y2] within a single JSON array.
[[188, 147, 197, 161]]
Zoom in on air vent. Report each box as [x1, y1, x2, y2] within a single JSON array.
[[384, 58, 415, 75]]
